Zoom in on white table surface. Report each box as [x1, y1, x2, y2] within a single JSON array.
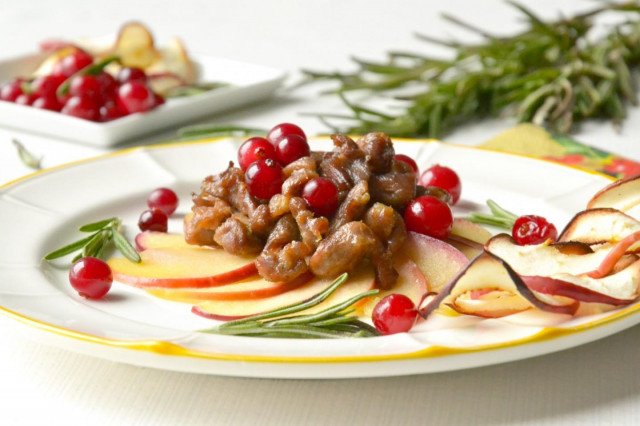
[[1, 1, 640, 425]]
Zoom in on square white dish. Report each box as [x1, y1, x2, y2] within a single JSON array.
[[0, 53, 286, 147]]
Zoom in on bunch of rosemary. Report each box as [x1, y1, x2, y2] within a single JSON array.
[[304, 1, 640, 138]]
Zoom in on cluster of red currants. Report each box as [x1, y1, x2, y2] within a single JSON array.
[[0, 50, 164, 122], [138, 188, 179, 233]]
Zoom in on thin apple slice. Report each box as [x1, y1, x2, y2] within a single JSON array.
[[147, 72, 186, 97], [113, 22, 159, 69], [486, 233, 611, 276], [108, 246, 257, 289], [588, 174, 640, 214], [145, 271, 312, 303], [419, 252, 579, 319], [558, 208, 640, 248], [402, 231, 469, 293], [145, 38, 196, 84], [450, 290, 533, 318], [135, 232, 193, 251], [193, 270, 375, 321]]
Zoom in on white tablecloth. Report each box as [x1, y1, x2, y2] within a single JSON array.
[[1, 1, 639, 424]]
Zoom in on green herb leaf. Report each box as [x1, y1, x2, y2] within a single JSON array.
[[78, 217, 118, 232], [12, 139, 42, 170], [111, 227, 141, 263], [44, 233, 101, 260]]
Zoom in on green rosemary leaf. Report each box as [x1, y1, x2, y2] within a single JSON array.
[[12, 139, 42, 170], [111, 227, 141, 263], [78, 217, 118, 232], [44, 232, 100, 260], [82, 231, 109, 259], [165, 82, 229, 98], [57, 56, 119, 96], [176, 124, 267, 139]]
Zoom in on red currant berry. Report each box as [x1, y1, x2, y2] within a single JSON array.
[[372, 294, 418, 335], [61, 95, 99, 121], [98, 100, 126, 122], [512, 215, 558, 245], [404, 195, 453, 239], [302, 177, 339, 217], [395, 154, 419, 175], [275, 134, 311, 165], [31, 74, 66, 98], [138, 209, 168, 232], [69, 257, 113, 299], [419, 165, 462, 205], [245, 159, 284, 200], [116, 67, 147, 84], [69, 74, 102, 101], [153, 93, 165, 107], [238, 137, 277, 171], [147, 188, 179, 216], [266, 122, 306, 146], [0, 79, 24, 102], [117, 81, 156, 114], [95, 72, 118, 99], [52, 50, 93, 77], [33, 96, 61, 111], [15, 93, 37, 106]]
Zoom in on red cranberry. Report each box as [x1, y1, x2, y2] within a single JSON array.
[[69, 74, 102, 101], [116, 67, 147, 84], [302, 177, 339, 217], [266, 123, 307, 146], [419, 165, 462, 205], [138, 209, 168, 232], [404, 195, 453, 239], [147, 188, 179, 216], [512, 215, 558, 245], [61, 95, 99, 121], [395, 154, 419, 175], [245, 159, 284, 200], [372, 294, 418, 335], [238, 137, 278, 171], [31, 74, 66, 98], [117, 81, 156, 114], [275, 134, 310, 165], [33, 96, 61, 111], [0, 79, 24, 102], [69, 257, 113, 299], [52, 50, 94, 77], [15, 93, 37, 106]]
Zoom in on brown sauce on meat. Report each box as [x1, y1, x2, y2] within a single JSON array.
[[184, 133, 431, 288]]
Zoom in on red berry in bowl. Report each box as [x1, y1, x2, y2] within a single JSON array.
[[53, 50, 93, 77], [61, 95, 99, 121], [15, 93, 37, 106], [69, 74, 102, 101], [33, 96, 61, 111], [138, 209, 168, 232], [395, 154, 419, 175], [275, 134, 310, 165], [372, 294, 418, 335], [0, 79, 24, 102], [99, 100, 126, 122], [266, 122, 306, 146], [512, 215, 558, 245], [419, 165, 462, 205], [117, 81, 156, 114], [147, 188, 179, 216], [302, 177, 339, 217], [238, 137, 277, 171], [31, 74, 66, 98], [117, 67, 148, 84], [245, 158, 284, 200], [95, 72, 118, 99], [404, 195, 453, 239], [69, 257, 113, 299]]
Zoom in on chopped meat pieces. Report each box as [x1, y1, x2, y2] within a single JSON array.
[[369, 159, 416, 207], [256, 215, 310, 282], [331, 180, 370, 232], [213, 215, 263, 255], [356, 132, 394, 174], [184, 197, 232, 246]]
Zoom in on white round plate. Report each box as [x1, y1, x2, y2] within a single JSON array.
[[1, 137, 637, 379]]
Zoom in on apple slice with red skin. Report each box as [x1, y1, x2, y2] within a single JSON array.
[[403, 231, 469, 293], [193, 269, 376, 321], [588, 174, 640, 215], [135, 231, 194, 251], [146, 271, 313, 303], [450, 290, 534, 318], [418, 252, 580, 319], [558, 208, 640, 249], [447, 218, 492, 260], [108, 245, 257, 289], [361, 257, 429, 317]]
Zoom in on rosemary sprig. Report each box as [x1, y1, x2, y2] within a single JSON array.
[[303, 2, 640, 138], [467, 200, 519, 230], [56, 56, 120, 97], [44, 217, 140, 263], [175, 124, 267, 141], [201, 273, 381, 338], [12, 139, 42, 170], [165, 82, 229, 98]]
